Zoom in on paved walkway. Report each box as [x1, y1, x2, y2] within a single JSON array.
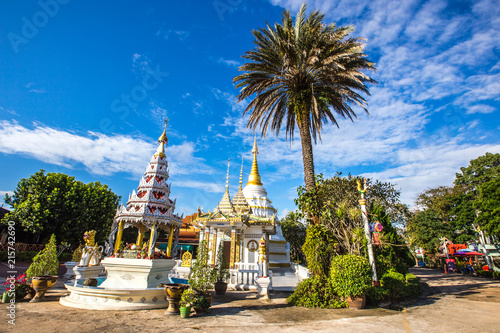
[[2, 267, 500, 332]]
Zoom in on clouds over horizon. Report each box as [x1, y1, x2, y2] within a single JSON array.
[[0, 120, 222, 194]]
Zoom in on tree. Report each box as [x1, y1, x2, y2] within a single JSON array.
[[2, 170, 120, 246], [406, 208, 455, 253], [296, 173, 410, 255], [474, 177, 500, 237], [234, 3, 375, 193], [280, 211, 307, 263]]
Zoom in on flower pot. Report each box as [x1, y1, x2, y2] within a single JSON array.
[[30, 276, 58, 303], [214, 281, 228, 295], [346, 295, 366, 310], [163, 283, 189, 315], [180, 306, 191, 318], [2, 292, 13, 303]]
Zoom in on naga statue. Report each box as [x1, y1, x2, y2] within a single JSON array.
[[78, 230, 103, 267]]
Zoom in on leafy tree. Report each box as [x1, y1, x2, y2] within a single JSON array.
[[371, 203, 414, 275], [2, 170, 120, 245], [406, 208, 455, 253], [296, 173, 410, 255], [302, 224, 336, 276], [234, 3, 375, 193], [280, 211, 307, 263], [474, 177, 500, 237]]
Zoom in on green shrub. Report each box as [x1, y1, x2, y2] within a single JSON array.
[[404, 273, 422, 297], [477, 269, 493, 278], [287, 276, 345, 308], [330, 254, 371, 298], [302, 225, 336, 276], [26, 235, 59, 279], [381, 271, 406, 302], [365, 285, 388, 306]]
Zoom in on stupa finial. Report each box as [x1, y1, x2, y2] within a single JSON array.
[[238, 156, 244, 190], [247, 137, 262, 186], [225, 158, 230, 192], [155, 118, 168, 157]]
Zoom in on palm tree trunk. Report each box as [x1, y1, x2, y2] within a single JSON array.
[[297, 114, 316, 192]]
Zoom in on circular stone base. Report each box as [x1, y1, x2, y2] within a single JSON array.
[[59, 283, 168, 310]]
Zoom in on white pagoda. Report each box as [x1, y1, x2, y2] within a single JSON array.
[[109, 119, 183, 258]]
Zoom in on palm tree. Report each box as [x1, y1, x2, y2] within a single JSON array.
[[234, 2, 376, 192]]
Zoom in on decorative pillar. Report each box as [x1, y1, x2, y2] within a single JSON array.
[[148, 222, 157, 258], [136, 224, 145, 247], [358, 179, 379, 285], [210, 229, 217, 267], [166, 225, 174, 257], [235, 232, 241, 264], [205, 227, 211, 250], [114, 220, 125, 254], [230, 227, 236, 269]]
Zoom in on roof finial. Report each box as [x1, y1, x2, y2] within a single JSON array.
[[247, 137, 262, 186], [155, 118, 168, 157], [225, 158, 230, 192], [238, 156, 244, 190]]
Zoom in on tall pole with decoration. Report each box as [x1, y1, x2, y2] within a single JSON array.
[[358, 179, 379, 286]]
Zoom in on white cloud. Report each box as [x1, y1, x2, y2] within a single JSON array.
[[0, 120, 214, 178], [466, 104, 496, 114], [216, 57, 241, 68], [0, 191, 14, 198]]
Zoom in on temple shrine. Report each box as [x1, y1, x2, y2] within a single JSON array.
[[192, 138, 290, 290], [60, 120, 184, 310]]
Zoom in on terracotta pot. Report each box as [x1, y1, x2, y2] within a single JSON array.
[[214, 281, 228, 295], [346, 295, 366, 310], [30, 276, 58, 303]]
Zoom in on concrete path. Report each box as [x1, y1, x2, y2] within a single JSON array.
[[2, 267, 500, 332]]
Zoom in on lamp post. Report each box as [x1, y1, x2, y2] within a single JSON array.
[[358, 179, 379, 286]]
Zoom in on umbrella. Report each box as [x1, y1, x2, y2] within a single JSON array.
[[454, 251, 485, 256]]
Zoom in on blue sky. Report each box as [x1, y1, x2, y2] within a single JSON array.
[[0, 0, 499, 218]]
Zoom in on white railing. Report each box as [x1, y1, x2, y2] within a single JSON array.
[[290, 262, 310, 280], [228, 262, 259, 289]]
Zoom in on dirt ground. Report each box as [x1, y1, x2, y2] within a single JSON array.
[[1, 266, 500, 333]]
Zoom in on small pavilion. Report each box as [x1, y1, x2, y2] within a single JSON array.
[[193, 139, 290, 288]]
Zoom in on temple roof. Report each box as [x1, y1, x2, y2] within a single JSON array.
[[192, 139, 277, 233]]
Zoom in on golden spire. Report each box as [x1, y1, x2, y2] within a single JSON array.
[[155, 118, 168, 157], [238, 156, 243, 190], [247, 137, 262, 186], [225, 158, 230, 193]]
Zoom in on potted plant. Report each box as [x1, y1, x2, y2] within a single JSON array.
[[179, 288, 196, 318], [188, 240, 215, 304], [192, 294, 211, 315], [330, 254, 372, 309], [213, 242, 230, 295], [26, 234, 59, 302]]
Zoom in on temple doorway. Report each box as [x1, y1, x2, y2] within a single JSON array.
[[223, 240, 231, 266]]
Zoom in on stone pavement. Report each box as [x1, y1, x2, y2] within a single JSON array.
[[2, 267, 500, 332]]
